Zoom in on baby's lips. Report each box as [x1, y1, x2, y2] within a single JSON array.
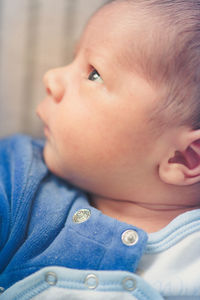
[[43, 124, 51, 138], [36, 98, 48, 124]]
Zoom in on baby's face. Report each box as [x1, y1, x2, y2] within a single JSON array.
[[37, 1, 161, 199]]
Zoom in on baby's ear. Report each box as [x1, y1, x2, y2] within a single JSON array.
[[159, 129, 200, 186]]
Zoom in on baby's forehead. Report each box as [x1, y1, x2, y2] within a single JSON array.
[[79, 1, 154, 73], [85, 1, 143, 41]]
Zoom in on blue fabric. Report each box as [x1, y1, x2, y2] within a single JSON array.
[[0, 135, 148, 292]]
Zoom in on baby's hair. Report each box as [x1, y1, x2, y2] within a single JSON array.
[[106, 0, 200, 130]]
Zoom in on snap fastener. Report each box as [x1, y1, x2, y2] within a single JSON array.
[[85, 274, 99, 289], [121, 229, 138, 246], [0, 287, 4, 294], [73, 209, 91, 224], [122, 277, 136, 291], [45, 272, 58, 286]]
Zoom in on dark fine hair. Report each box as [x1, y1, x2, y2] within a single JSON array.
[[112, 0, 200, 129]]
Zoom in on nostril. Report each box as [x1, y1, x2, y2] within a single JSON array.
[[45, 84, 64, 103], [46, 87, 51, 95]]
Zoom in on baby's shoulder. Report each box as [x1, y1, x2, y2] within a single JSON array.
[[0, 134, 47, 196], [0, 133, 44, 156], [0, 134, 45, 168]]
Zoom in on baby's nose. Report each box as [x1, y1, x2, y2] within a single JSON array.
[[43, 68, 65, 103]]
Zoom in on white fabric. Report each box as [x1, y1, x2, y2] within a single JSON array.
[[32, 287, 137, 300], [137, 209, 200, 299]]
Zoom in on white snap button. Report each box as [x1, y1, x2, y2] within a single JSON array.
[[73, 209, 91, 223], [121, 230, 138, 246], [0, 287, 4, 294], [45, 272, 58, 286], [122, 277, 136, 291], [85, 274, 99, 289]]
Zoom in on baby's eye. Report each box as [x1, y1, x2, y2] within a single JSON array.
[[88, 69, 103, 83]]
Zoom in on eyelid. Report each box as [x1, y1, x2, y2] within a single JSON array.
[[89, 65, 101, 76], [88, 68, 100, 77]]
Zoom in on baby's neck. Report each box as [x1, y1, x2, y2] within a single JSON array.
[[90, 195, 199, 233]]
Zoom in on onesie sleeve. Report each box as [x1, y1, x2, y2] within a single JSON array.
[[0, 135, 48, 272]]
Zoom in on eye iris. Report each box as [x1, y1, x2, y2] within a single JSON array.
[[88, 70, 100, 81]]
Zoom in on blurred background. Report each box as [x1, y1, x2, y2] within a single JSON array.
[[0, 0, 109, 138]]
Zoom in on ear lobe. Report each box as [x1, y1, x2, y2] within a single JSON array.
[[159, 136, 200, 186]]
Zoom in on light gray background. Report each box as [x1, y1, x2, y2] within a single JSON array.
[[0, 0, 109, 138]]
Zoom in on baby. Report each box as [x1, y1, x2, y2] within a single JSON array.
[[0, 0, 200, 299]]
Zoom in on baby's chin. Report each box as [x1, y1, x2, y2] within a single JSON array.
[[42, 144, 62, 177]]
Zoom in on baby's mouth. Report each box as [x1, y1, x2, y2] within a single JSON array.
[[36, 107, 50, 138], [43, 123, 51, 139]]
